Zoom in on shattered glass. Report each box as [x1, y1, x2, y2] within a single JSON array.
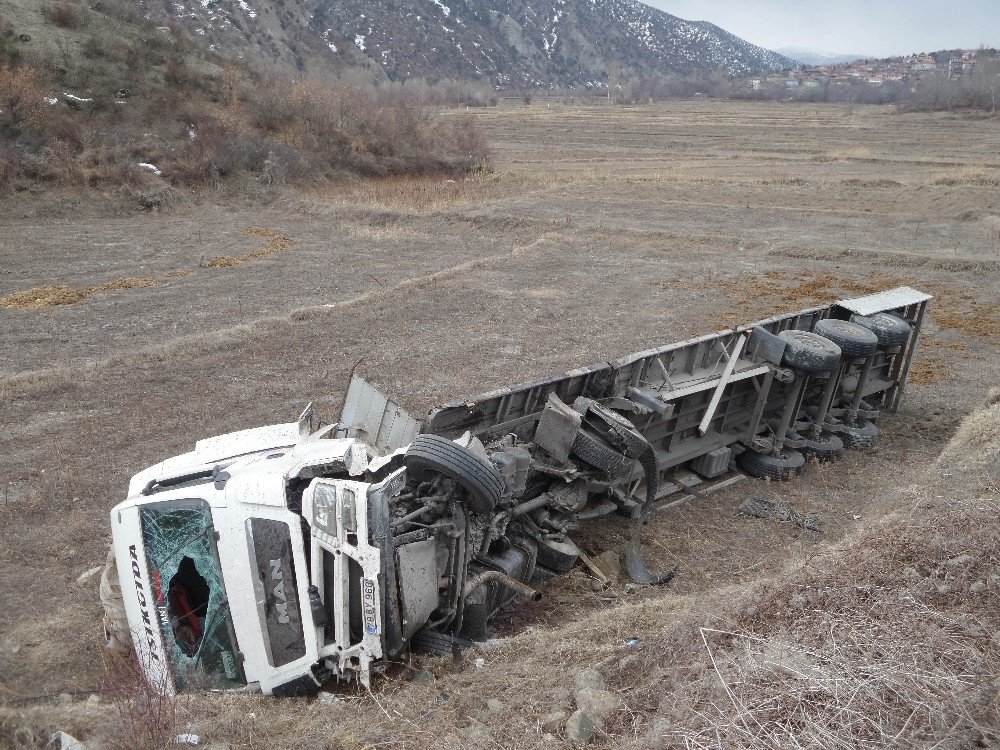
[[140, 499, 246, 691]]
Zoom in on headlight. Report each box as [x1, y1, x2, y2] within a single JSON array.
[[312, 484, 338, 537], [340, 488, 357, 533]]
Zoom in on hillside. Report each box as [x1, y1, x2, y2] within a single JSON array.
[[136, 0, 794, 87], [0, 0, 489, 198]]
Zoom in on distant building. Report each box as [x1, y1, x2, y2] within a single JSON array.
[[948, 58, 976, 79]]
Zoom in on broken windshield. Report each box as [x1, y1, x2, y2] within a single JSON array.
[[140, 499, 246, 692]]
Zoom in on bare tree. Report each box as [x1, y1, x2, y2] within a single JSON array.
[[973, 55, 1000, 113]]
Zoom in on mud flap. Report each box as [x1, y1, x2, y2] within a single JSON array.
[[624, 515, 678, 586]]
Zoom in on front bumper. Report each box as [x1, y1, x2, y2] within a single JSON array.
[[304, 478, 387, 685]]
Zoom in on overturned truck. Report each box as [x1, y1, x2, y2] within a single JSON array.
[[107, 286, 930, 696]]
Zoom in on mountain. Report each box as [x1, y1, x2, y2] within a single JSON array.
[[142, 0, 795, 87], [776, 47, 871, 66]]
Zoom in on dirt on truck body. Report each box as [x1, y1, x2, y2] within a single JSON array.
[[104, 286, 931, 697]]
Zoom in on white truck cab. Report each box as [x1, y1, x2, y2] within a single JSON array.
[[109, 418, 399, 696]]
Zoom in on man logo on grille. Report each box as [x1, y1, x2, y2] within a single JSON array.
[[270, 559, 290, 624]]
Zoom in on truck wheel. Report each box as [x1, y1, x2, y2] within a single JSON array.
[[832, 419, 878, 451], [409, 628, 471, 656], [777, 330, 841, 373], [737, 448, 806, 481], [850, 313, 910, 348], [814, 319, 879, 359], [405, 435, 504, 514], [790, 429, 844, 462], [535, 538, 580, 574], [571, 429, 632, 478]]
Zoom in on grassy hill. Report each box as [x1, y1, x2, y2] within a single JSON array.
[[0, 0, 488, 201]]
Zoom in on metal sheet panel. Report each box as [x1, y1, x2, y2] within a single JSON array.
[[836, 286, 932, 316], [340, 375, 421, 455], [395, 539, 439, 639]]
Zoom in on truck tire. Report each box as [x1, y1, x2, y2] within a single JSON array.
[[571, 430, 632, 478], [777, 330, 841, 373], [850, 313, 910, 348], [814, 319, 879, 359], [405, 435, 504, 514], [737, 448, 806, 481], [535, 538, 580, 574], [789, 428, 844, 462], [409, 628, 471, 656], [832, 419, 879, 451]]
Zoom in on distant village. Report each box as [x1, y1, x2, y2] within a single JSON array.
[[752, 49, 987, 91]]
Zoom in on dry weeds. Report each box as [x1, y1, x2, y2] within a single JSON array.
[[932, 166, 1000, 187], [611, 499, 999, 750], [825, 145, 875, 161], [317, 170, 577, 212], [657, 269, 999, 347], [201, 227, 292, 267], [936, 302, 1000, 338], [0, 277, 156, 310]]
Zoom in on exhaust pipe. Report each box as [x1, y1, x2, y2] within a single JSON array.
[[463, 570, 542, 602]]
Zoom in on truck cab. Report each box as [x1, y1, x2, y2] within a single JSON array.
[[110, 419, 391, 696]]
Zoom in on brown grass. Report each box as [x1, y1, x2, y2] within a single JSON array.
[[40, 0, 85, 28], [908, 353, 948, 385], [609, 501, 1000, 749], [936, 302, 1000, 338], [316, 170, 565, 213], [201, 227, 292, 267], [825, 145, 875, 161], [0, 276, 155, 310], [651, 269, 914, 329], [658, 270, 999, 345]]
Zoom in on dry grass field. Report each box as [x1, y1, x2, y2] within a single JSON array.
[[0, 100, 998, 749]]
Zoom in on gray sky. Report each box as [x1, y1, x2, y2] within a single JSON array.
[[651, 1, 999, 57]]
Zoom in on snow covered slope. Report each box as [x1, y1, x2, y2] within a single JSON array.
[[147, 0, 794, 86]]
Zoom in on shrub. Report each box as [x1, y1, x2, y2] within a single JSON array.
[[0, 66, 47, 139], [40, 0, 85, 29], [0, 14, 20, 65], [164, 56, 192, 86]]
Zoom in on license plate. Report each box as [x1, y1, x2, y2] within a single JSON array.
[[362, 578, 378, 635]]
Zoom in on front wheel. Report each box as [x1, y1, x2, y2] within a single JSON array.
[[405, 434, 505, 514]]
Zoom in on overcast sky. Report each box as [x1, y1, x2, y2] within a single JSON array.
[[651, 1, 999, 57]]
